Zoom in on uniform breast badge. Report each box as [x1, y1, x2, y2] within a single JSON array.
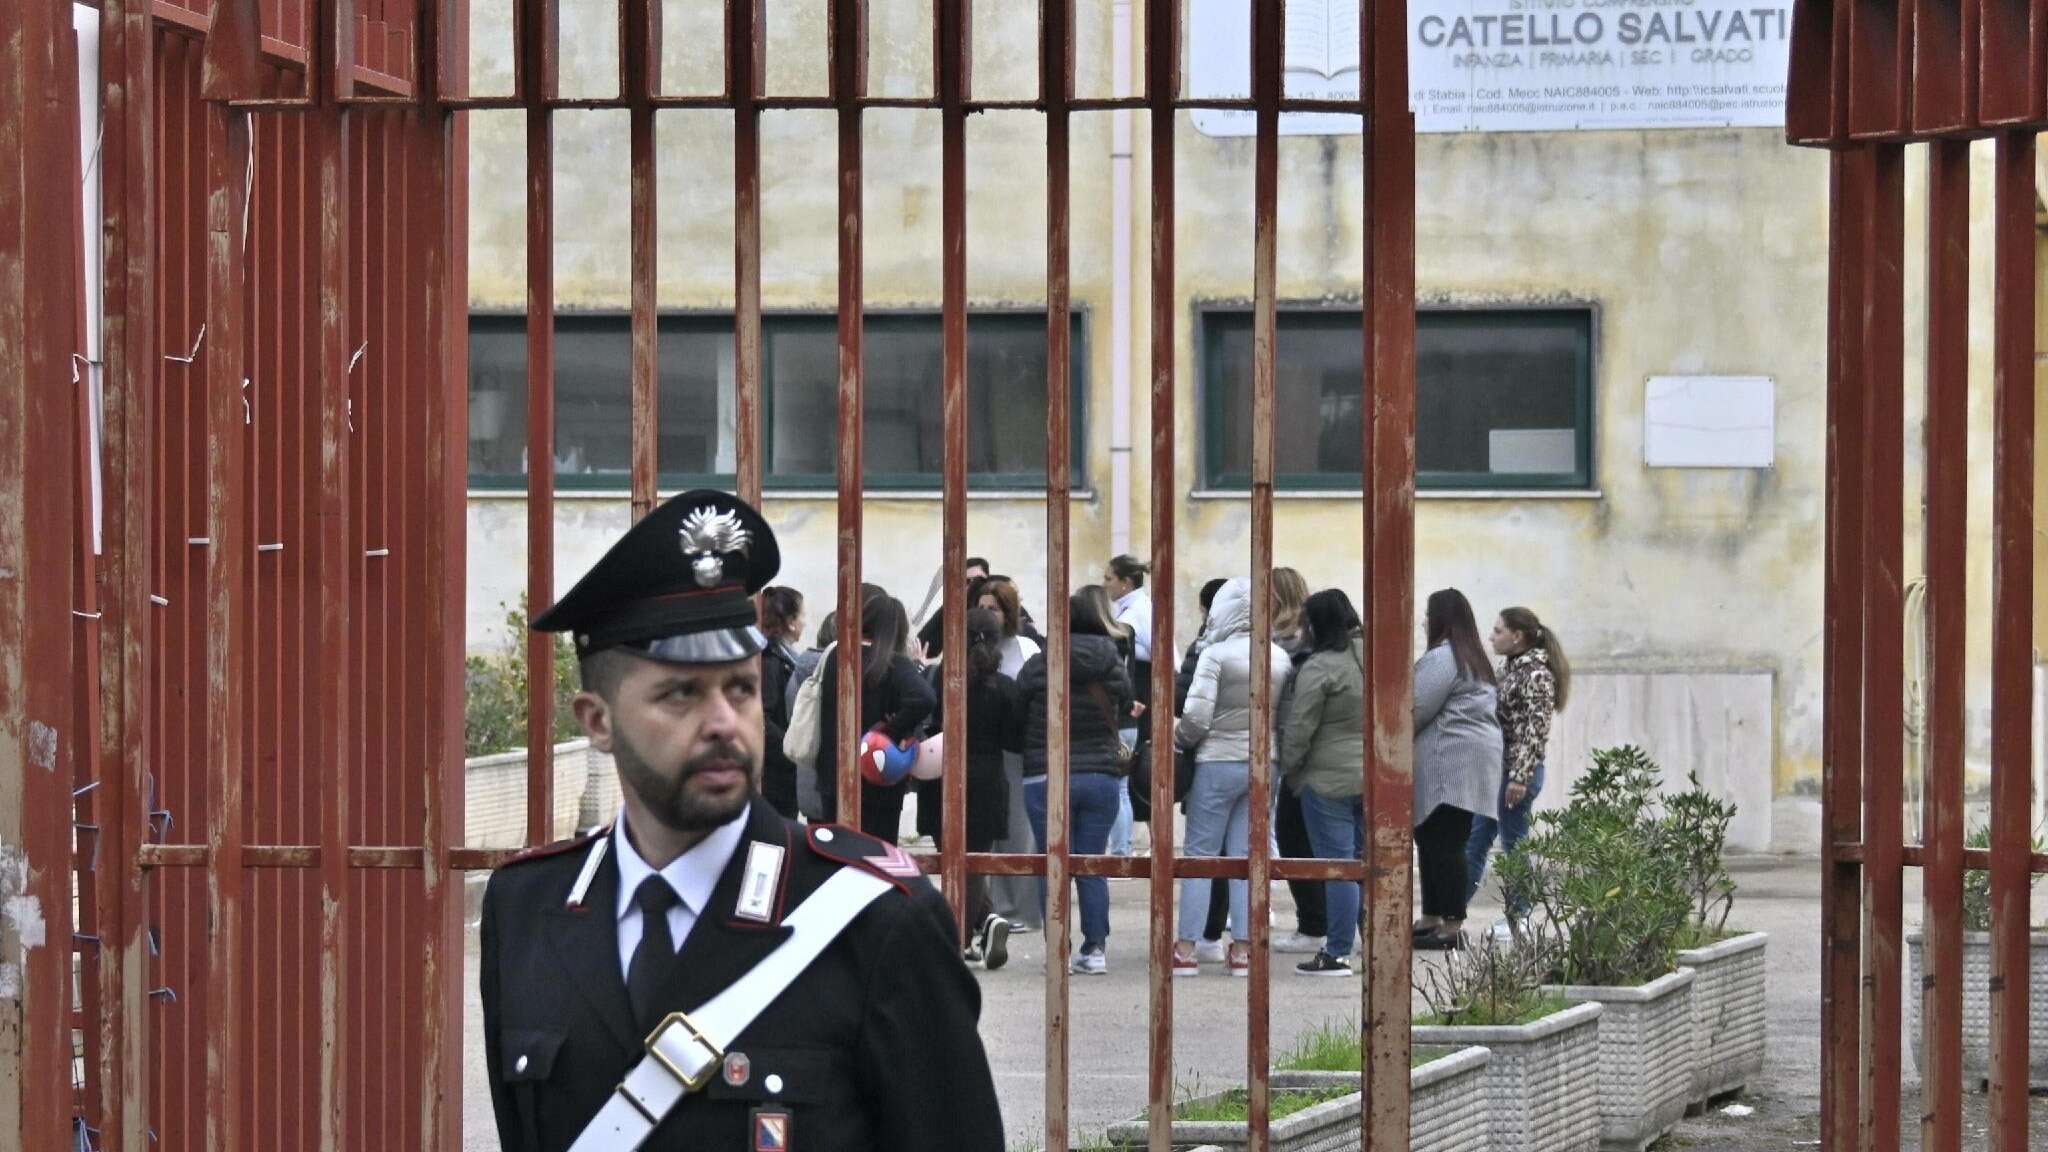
[[750, 1108, 792, 1151]]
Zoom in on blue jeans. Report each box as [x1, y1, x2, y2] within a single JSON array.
[[1110, 729, 1139, 854], [1465, 761, 1545, 909], [1176, 761, 1252, 942], [1023, 772, 1122, 949], [1298, 790, 1365, 958]]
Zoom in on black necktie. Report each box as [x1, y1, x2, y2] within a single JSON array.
[[628, 877, 683, 1033]]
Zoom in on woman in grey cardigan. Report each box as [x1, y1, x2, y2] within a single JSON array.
[[1411, 588, 1503, 950]]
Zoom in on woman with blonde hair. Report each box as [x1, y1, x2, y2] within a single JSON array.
[[1269, 567, 1327, 954]]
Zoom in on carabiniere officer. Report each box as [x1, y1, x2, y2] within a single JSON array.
[[480, 489, 1004, 1152]]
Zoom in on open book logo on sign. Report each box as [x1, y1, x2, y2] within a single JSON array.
[[1284, 0, 1361, 80]]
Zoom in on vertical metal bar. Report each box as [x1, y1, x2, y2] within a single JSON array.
[[731, 0, 764, 506], [96, 0, 159, 1144], [414, 2, 464, 1145], [1361, 1, 1417, 1147], [313, 0, 356, 1143], [1246, 1, 1282, 1143], [1042, 2, 1075, 1148], [1820, 145, 1869, 1152], [830, 0, 866, 829], [938, 0, 970, 940], [1142, 2, 1180, 1147], [1918, 135, 1968, 1152], [624, 0, 659, 521], [0, 0, 82, 1142], [1986, 128, 2035, 1152], [202, 98, 253, 1152], [1856, 141, 1904, 1152], [520, 0, 557, 846]]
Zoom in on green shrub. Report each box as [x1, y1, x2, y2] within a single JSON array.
[[464, 596, 583, 758], [1665, 770, 1739, 942], [1495, 745, 1694, 987], [1960, 824, 2046, 931]]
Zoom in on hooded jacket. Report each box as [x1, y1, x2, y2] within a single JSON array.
[[1017, 633, 1135, 778], [1174, 578, 1294, 764]]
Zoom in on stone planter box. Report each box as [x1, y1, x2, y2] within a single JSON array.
[[1103, 1050, 1492, 1152], [1907, 931, 2048, 1090], [464, 739, 593, 848], [1548, 968, 1697, 1152], [1675, 930, 1768, 1107], [1414, 1001, 1603, 1152]]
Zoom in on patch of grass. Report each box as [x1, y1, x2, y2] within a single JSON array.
[[1415, 992, 1570, 1027], [1675, 921, 1743, 950], [1173, 1086, 1351, 1123], [1276, 1016, 1361, 1071]]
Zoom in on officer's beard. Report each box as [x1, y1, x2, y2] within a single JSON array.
[[613, 727, 757, 834]]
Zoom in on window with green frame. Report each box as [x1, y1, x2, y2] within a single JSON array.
[[1200, 307, 1594, 490], [467, 310, 1087, 490]]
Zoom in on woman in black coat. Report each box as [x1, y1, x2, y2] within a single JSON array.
[[1016, 589, 1134, 974], [921, 608, 1025, 966], [817, 591, 937, 842]]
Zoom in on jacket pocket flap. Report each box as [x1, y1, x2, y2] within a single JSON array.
[[500, 1027, 568, 1083], [700, 1046, 844, 1104]]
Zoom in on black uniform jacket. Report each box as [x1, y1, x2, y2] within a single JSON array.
[[480, 797, 1005, 1152]]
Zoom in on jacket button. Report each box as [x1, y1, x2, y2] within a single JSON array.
[[515, 1055, 529, 1074], [764, 1074, 784, 1094]]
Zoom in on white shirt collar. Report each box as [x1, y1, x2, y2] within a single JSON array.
[[1113, 586, 1147, 613], [612, 803, 751, 924]]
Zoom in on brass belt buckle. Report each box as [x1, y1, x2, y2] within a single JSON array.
[[645, 1011, 724, 1092]]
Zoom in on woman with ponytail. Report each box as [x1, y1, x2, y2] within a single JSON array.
[[1466, 606, 1571, 922]]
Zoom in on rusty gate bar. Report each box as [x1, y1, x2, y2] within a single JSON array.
[[1986, 129, 2035, 1152], [1787, 4, 2048, 1149], [0, 0, 84, 1145], [97, 0, 161, 1145], [831, 0, 867, 832], [199, 92, 252, 1152], [1043, 0, 1078, 1145], [1245, 0, 1281, 1143], [1360, 1, 1417, 1145], [1142, 1, 1181, 1147], [624, 0, 658, 522], [1857, 140, 1904, 1152], [520, 0, 557, 848], [1918, 135, 1967, 1152], [730, 0, 764, 508], [937, 0, 971, 942]]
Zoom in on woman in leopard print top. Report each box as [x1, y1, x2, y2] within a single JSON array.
[[1465, 607, 1571, 913]]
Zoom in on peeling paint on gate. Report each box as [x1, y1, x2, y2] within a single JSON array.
[[0, 844, 46, 1001]]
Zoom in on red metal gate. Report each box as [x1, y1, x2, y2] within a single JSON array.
[[4, 2, 1419, 1150], [1787, 5, 2044, 1151]]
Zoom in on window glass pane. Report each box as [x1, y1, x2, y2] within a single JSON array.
[[468, 311, 1085, 488], [468, 316, 529, 480], [1203, 309, 1590, 489], [765, 312, 1083, 485]]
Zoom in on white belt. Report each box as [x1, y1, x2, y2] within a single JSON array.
[[567, 866, 894, 1152]]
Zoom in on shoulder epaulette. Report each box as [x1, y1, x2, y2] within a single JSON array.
[[803, 824, 925, 892], [499, 825, 609, 869]]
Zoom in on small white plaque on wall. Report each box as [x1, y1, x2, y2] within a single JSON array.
[[1644, 375, 1775, 469]]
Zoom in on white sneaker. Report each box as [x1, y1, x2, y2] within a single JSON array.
[[1272, 931, 1324, 954], [1194, 939, 1227, 964], [1070, 947, 1107, 975]]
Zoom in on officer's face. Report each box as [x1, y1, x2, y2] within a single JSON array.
[[580, 654, 764, 834]]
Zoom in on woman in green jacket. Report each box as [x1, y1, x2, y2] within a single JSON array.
[[1279, 589, 1367, 976]]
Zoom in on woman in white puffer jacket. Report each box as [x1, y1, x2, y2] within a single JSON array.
[[1170, 577, 1294, 976]]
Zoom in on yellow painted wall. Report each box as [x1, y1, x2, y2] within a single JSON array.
[[462, 5, 2027, 841]]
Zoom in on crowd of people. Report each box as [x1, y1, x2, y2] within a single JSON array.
[[752, 559, 1571, 979]]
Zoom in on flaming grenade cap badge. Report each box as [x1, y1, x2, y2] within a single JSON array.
[[678, 506, 752, 588]]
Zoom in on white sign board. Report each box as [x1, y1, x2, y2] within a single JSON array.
[[1187, 0, 1791, 137], [1643, 375, 1775, 468]]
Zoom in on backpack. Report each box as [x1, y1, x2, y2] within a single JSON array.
[[784, 643, 834, 818]]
